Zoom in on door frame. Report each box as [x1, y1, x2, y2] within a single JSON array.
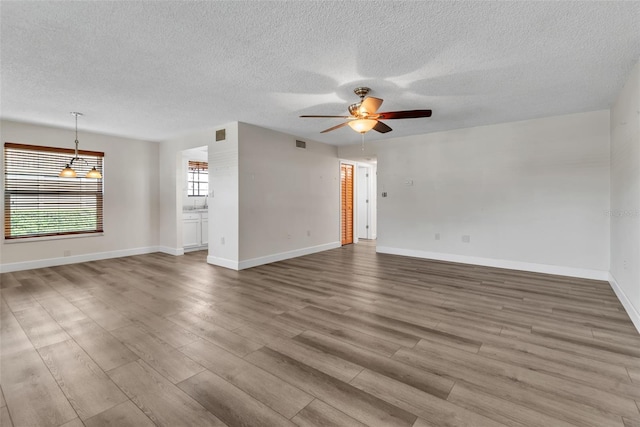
[[357, 164, 373, 240], [339, 160, 358, 245]]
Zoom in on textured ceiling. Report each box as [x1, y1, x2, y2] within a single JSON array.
[[1, 1, 639, 146]]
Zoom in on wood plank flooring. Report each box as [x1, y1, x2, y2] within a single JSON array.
[[1, 240, 639, 426]]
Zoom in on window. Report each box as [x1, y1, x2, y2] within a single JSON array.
[[187, 160, 208, 197], [4, 143, 104, 240]]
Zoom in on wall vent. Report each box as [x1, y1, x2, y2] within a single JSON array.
[[296, 140, 306, 149], [216, 129, 226, 141]]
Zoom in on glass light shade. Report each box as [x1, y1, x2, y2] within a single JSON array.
[[59, 165, 77, 178], [348, 119, 377, 134], [85, 167, 102, 179]]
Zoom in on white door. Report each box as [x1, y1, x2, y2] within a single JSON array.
[[357, 166, 370, 239]]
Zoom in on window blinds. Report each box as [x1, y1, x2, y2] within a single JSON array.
[[188, 160, 208, 170], [4, 143, 104, 239]]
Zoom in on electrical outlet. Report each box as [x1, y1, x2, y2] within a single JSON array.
[[307, 230, 311, 237], [221, 237, 225, 245], [64, 250, 71, 257], [435, 233, 440, 240], [287, 234, 292, 239], [624, 259, 628, 270], [462, 235, 470, 243]]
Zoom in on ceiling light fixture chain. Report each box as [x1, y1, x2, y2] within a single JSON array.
[[72, 111, 81, 161]]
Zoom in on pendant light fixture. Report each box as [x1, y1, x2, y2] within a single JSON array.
[[85, 166, 102, 179], [59, 112, 102, 179]]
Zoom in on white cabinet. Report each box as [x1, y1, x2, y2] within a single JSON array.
[[201, 213, 208, 245], [183, 212, 207, 250]]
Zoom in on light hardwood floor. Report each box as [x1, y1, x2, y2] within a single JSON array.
[[1, 240, 639, 427]]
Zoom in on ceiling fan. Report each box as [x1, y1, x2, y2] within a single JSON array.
[[300, 87, 432, 134]]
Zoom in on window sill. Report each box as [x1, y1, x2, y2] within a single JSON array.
[[3, 233, 104, 244]]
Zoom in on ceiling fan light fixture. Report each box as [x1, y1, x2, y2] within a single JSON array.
[[348, 119, 377, 134], [300, 87, 431, 135]]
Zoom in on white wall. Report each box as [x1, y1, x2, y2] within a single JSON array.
[[0, 120, 159, 271], [375, 111, 611, 279], [158, 123, 236, 255], [610, 60, 640, 330], [207, 124, 239, 268], [237, 123, 340, 268], [159, 121, 340, 270]]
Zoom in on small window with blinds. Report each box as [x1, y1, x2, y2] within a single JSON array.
[[4, 143, 104, 240], [187, 160, 208, 197]]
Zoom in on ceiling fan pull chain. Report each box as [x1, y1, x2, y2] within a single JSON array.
[[361, 133, 365, 151]]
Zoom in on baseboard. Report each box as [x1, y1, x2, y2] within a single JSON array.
[[1, 242, 341, 273], [238, 241, 341, 270], [0, 246, 160, 273], [207, 255, 240, 270], [609, 273, 640, 333], [158, 246, 184, 256], [376, 246, 609, 281]]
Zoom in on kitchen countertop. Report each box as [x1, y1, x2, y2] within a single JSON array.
[[183, 208, 208, 213]]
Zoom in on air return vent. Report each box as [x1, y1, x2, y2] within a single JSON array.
[[295, 140, 306, 149], [215, 129, 226, 141]]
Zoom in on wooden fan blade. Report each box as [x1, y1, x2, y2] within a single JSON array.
[[377, 110, 432, 119], [320, 122, 350, 133], [360, 97, 383, 115], [373, 121, 392, 133], [300, 115, 351, 118]]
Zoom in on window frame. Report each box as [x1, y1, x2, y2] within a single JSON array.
[[187, 160, 208, 197], [3, 142, 104, 241]]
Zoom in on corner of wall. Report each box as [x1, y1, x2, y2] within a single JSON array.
[[609, 272, 640, 333], [207, 255, 239, 270], [158, 246, 184, 256], [609, 58, 640, 334]]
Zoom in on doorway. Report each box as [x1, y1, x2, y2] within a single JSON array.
[[180, 146, 209, 254], [340, 163, 354, 245], [357, 165, 371, 239]]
